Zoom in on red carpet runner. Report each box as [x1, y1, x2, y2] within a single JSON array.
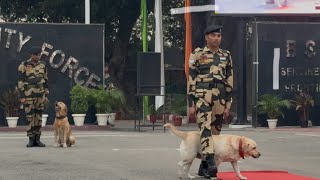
[[218, 171, 320, 180]]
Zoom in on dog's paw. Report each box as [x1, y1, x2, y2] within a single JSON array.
[[187, 174, 195, 179], [55, 143, 60, 147], [239, 176, 247, 180], [210, 178, 221, 180], [63, 143, 67, 148]]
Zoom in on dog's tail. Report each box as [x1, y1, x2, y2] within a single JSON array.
[[164, 123, 187, 140]]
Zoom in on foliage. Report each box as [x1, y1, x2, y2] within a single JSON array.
[[87, 85, 126, 114], [290, 91, 314, 122], [147, 104, 156, 115], [256, 94, 291, 119], [0, 87, 20, 117], [70, 84, 89, 114], [169, 94, 187, 116], [108, 87, 126, 112]]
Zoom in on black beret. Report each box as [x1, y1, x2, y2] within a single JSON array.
[[29, 46, 42, 55], [204, 25, 223, 35]]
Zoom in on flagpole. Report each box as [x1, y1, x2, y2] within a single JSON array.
[[141, 0, 149, 122], [155, 0, 165, 111]]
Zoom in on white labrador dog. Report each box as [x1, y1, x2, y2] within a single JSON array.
[[164, 123, 261, 180]]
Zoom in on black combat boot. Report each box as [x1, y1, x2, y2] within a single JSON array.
[[26, 137, 35, 147], [202, 154, 218, 179], [34, 134, 46, 147], [198, 160, 208, 177]]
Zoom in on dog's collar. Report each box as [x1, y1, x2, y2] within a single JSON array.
[[56, 115, 67, 120], [239, 137, 245, 159]]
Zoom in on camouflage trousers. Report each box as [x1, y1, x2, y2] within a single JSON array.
[[195, 87, 226, 155], [24, 93, 46, 137]]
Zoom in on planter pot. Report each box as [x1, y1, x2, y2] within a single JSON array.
[[189, 115, 196, 123], [169, 115, 175, 122], [96, 114, 108, 126], [149, 114, 157, 123], [182, 116, 188, 125], [72, 114, 86, 126], [115, 112, 121, 120], [107, 113, 116, 125], [42, 114, 48, 127], [267, 119, 278, 129], [173, 116, 182, 126], [6, 117, 19, 128], [308, 120, 312, 127]]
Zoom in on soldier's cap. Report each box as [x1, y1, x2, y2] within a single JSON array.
[[204, 25, 223, 35], [29, 46, 42, 55]]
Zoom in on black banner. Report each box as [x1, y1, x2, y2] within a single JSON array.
[[254, 22, 320, 126], [0, 22, 104, 126]]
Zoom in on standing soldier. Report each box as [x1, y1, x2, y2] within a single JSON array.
[[104, 63, 114, 90], [188, 25, 233, 179], [18, 46, 49, 147]]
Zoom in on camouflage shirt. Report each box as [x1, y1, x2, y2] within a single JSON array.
[[104, 73, 114, 90], [17, 59, 49, 98], [187, 46, 233, 109]]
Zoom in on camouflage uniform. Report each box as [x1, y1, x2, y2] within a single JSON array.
[[104, 73, 114, 90], [188, 44, 233, 177], [17, 49, 49, 147]]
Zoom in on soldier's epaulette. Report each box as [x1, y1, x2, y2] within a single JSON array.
[[220, 49, 230, 54], [193, 47, 203, 54]]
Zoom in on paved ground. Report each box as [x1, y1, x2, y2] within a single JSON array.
[[0, 120, 319, 180]]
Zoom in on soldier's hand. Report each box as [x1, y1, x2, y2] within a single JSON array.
[[20, 98, 26, 103], [189, 106, 195, 115], [223, 108, 230, 123]]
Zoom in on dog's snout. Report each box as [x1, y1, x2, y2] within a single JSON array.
[[252, 152, 261, 159]]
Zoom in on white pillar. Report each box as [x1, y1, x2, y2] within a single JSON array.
[[85, 0, 90, 24]]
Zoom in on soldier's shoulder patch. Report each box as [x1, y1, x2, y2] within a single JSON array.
[[189, 53, 196, 65]]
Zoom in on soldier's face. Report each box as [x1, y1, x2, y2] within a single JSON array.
[[31, 53, 41, 61], [205, 32, 222, 48]]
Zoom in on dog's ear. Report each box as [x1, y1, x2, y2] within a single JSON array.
[[65, 106, 68, 113]]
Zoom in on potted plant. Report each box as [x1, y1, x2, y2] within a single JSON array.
[[107, 88, 126, 125], [256, 94, 291, 129], [170, 94, 188, 126], [0, 87, 20, 128], [147, 104, 157, 124], [70, 84, 89, 126], [290, 91, 314, 128], [87, 86, 112, 126]]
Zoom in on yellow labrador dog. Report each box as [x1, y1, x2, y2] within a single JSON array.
[[164, 123, 261, 180], [54, 102, 76, 148]]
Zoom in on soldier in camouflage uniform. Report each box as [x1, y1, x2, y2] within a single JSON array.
[[104, 64, 114, 91], [188, 25, 233, 179], [18, 46, 49, 147]]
